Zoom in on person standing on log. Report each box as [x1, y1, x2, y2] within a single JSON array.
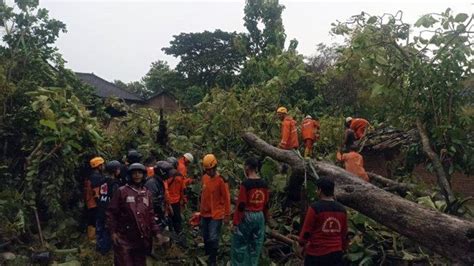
[[231, 157, 270, 266], [345, 117, 369, 141], [301, 115, 320, 158], [276, 107, 299, 150], [106, 163, 168, 266], [200, 154, 231, 266], [299, 178, 348, 266], [336, 145, 369, 182]]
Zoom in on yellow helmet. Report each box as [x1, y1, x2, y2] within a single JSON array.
[[276, 106, 288, 114], [90, 157, 105, 168], [202, 154, 218, 169]]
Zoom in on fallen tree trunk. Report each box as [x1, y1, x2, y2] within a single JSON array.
[[242, 132, 474, 264], [367, 172, 440, 199]]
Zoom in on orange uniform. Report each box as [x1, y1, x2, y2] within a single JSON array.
[[200, 174, 231, 220], [280, 116, 299, 150], [178, 156, 193, 186], [166, 175, 185, 204], [302, 118, 320, 141], [350, 118, 369, 140], [146, 166, 154, 178], [336, 151, 369, 181]]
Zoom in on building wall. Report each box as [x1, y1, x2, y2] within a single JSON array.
[[146, 94, 179, 113]]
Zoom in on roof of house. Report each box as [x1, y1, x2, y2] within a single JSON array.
[[75, 72, 144, 102], [147, 91, 177, 101]]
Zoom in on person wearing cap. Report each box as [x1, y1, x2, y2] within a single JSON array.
[[231, 157, 270, 266], [200, 154, 231, 266], [298, 177, 348, 266], [96, 160, 121, 254], [145, 161, 174, 229], [301, 115, 320, 158], [107, 163, 168, 266], [345, 117, 369, 140], [178, 153, 194, 208], [84, 156, 105, 243], [276, 107, 299, 150]]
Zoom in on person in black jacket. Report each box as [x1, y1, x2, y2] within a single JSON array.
[[145, 161, 173, 229], [96, 160, 122, 254], [118, 150, 142, 186]]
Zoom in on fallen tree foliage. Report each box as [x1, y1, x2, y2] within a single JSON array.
[[242, 132, 474, 264]]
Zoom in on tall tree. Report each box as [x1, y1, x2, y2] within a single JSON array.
[[162, 30, 246, 88], [141, 60, 187, 97], [243, 0, 286, 57]]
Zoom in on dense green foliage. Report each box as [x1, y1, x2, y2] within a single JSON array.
[[0, 0, 472, 265]]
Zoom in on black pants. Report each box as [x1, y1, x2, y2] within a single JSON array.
[[170, 203, 182, 233], [304, 251, 343, 266]]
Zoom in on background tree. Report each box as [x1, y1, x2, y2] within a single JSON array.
[[162, 30, 246, 89]]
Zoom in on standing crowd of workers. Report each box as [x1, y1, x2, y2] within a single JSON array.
[[82, 107, 370, 265]]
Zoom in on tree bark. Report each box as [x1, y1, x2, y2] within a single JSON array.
[[242, 132, 474, 264], [415, 118, 455, 204]]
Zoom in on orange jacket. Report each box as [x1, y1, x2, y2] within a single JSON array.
[[200, 174, 231, 220], [301, 118, 320, 141], [336, 151, 369, 181], [350, 118, 369, 140], [166, 175, 185, 204], [178, 157, 193, 186], [280, 116, 299, 150], [146, 166, 154, 178]]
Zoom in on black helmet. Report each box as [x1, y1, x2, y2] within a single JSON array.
[[154, 161, 173, 179], [105, 160, 121, 173], [127, 150, 142, 164], [128, 163, 146, 174], [166, 157, 178, 169]]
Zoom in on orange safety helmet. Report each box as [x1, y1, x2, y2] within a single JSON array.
[[276, 106, 288, 114], [90, 157, 105, 168], [202, 154, 218, 169]]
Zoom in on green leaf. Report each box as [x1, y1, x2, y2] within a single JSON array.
[[346, 251, 365, 261], [39, 119, 57, 131], [454, 13, 468, 23], [367, 16, 378, 24]]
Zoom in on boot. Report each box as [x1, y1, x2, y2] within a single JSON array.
[[87, 226, 96, 242]]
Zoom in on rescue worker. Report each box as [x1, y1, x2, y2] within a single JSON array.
[[145, 161, 173, 229], [178, 153, 194, 185], [336, 145, 369, 182], [200, 154, 231, 266], [106, 163, 168, 266], [231, 157, 270, 266], [166, 157, 185, 234], [144, 156, 157, 179], [276, 107, 299, 150], [301, 115, 320, 158], [84, 156, 105, 242], [342, 122, 356, 152], [118, 149, 142, 185], [96, 160, 121, 254], [299, 178, 348, 266], [345, 117, 369, 140]]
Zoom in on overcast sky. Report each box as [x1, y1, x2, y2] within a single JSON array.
[[33, 0, 472, 82]]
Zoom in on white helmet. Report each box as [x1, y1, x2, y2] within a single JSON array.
[[345, 117, 353, 123], [305, 115, 312, 119], [183, 153, 194, 163]]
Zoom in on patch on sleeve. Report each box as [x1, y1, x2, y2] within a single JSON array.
[[126, 196, 135, 203]]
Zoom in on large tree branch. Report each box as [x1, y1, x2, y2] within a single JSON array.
[[415, 118, 455, 204], [242, 132, 474, 264]]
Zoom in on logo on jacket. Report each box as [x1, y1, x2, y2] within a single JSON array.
[[249, 189, 265, 204], [322, 217, 341, 233]]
